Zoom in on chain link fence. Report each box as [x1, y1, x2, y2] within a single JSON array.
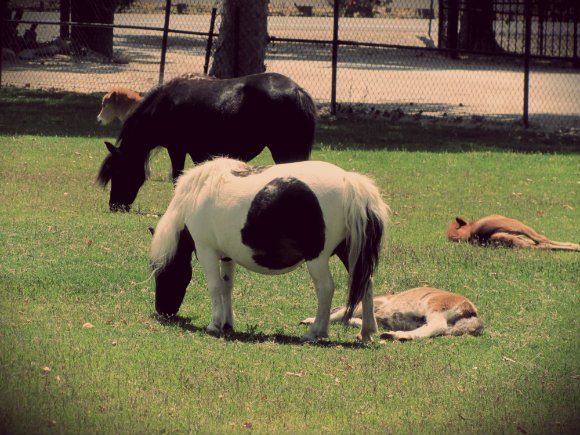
[[1, 0, 579, 130]]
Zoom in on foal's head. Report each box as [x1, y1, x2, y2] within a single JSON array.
[[446, 217, 474, 242], [97, 141, 147, 212]]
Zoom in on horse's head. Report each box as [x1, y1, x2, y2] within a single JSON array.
[[97, 141, 147, 212], [446, 217, 473, 242]]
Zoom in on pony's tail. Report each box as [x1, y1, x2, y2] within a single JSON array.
[[150, 193, 187, 274], [342, 172, 390, 323]]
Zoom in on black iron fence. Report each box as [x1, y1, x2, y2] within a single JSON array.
[[1, 0, 579, 130]]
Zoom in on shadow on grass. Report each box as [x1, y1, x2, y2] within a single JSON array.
[[0, 87, 119, 138], [1, 88, 578, 154], [154, 314, 368, 348]]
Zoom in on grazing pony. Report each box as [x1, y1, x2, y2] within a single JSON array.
[[150, 158, 390, 343], [447, 215, 580, 251], [302, 287, 483, 341], [97, 87, 143, 125], [97, 72, 316, 211]]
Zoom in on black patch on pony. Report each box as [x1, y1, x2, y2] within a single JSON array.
[[154, 229, 196, 317], [241, 177, 325, 270]]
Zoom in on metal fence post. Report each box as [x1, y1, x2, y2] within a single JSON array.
[[447, 0, 459, 59], [330, 0, 340, 115], [574, 3, 579, 69], [0, 0, 5, 88], [203, 7, 217, 75], [523, 0, 532, 128], [159, 0, 172, 85], [60, 0, 70, 39], [233, 6, 240, 78]]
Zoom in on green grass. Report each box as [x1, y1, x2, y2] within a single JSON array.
[[1, 88, 579, 434]]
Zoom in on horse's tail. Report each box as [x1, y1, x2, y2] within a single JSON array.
[[294, 85, 317, 126], [294, 85, 316, 158], [342, 172, 390, 323]]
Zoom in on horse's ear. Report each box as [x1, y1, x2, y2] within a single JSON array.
[[149, 227, 155, 236], [109, 91, 117, 102], [105, 141, 119, 155], [455, 217, 467, 227]]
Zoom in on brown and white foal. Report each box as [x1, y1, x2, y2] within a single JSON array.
[[97, 87, 142, 125], [302, 287, 483, 341], [447, 214, 580, 251]]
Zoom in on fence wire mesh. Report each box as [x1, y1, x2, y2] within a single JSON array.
[[1, 0, 579, 130]]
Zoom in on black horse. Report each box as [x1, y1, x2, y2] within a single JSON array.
[[97, 72, 316, 211]]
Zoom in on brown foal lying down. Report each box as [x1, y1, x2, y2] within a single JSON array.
[[301, 287, 483, 341], [447, 214, 580, 251], [97, 87, 143, 125]]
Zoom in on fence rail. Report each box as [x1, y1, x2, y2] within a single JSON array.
[[1, 0, 579, 130]]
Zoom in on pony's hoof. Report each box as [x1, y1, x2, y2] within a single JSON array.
[[206, 324, 223, 337], [300, 317, 315, 325], [356, 332, 374, 344], [380, 332, 409, 342]]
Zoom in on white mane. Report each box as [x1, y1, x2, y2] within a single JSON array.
[[150, 158, 247, 271]]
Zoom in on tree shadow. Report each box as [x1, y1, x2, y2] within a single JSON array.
[[153, 314, 367, 348], [316, 104, 580, 154], [0, 88, 577, 153], [0, 87, 119, 137]]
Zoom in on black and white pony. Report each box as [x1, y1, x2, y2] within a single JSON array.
[[150, 158, 390, 343], [97, 72, 316, 211]]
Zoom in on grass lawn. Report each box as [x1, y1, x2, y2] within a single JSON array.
[[0, 88, 579, 434]]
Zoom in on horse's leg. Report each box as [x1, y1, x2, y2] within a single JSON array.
[[220, 258, 236, 331], [489, 232, 535, 248], [300, 306, 350, 326], [358, 279, 378, 343], [490, 233, 580, 251], [380, 313, 448, 341], [167, 149, 186, 183], [302, 257, 335, 342], [196, 247, 232, 336]]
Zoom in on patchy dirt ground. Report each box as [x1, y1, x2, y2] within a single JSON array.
[[3, 13, 580, 132]]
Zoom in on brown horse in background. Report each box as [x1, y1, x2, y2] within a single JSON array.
[[447, 214, 580, 251], [97, 87, 143, 125]]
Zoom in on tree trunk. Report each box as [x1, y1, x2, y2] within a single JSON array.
[[210, 0, 268, 78], [71, 0, 116, 58], [458, 0, 502, 52]]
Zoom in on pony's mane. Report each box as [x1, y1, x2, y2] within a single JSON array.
[[174, 158, 248, 206], [97, 153, 114, 187], [150, 158, 247, 271], [170, 72, 217, 82]]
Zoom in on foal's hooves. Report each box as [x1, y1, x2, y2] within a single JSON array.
[[299, 317, 315, 325], [379, 332, 410, 342]]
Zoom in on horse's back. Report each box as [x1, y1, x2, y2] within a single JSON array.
[[184, 160, 347, 273]]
